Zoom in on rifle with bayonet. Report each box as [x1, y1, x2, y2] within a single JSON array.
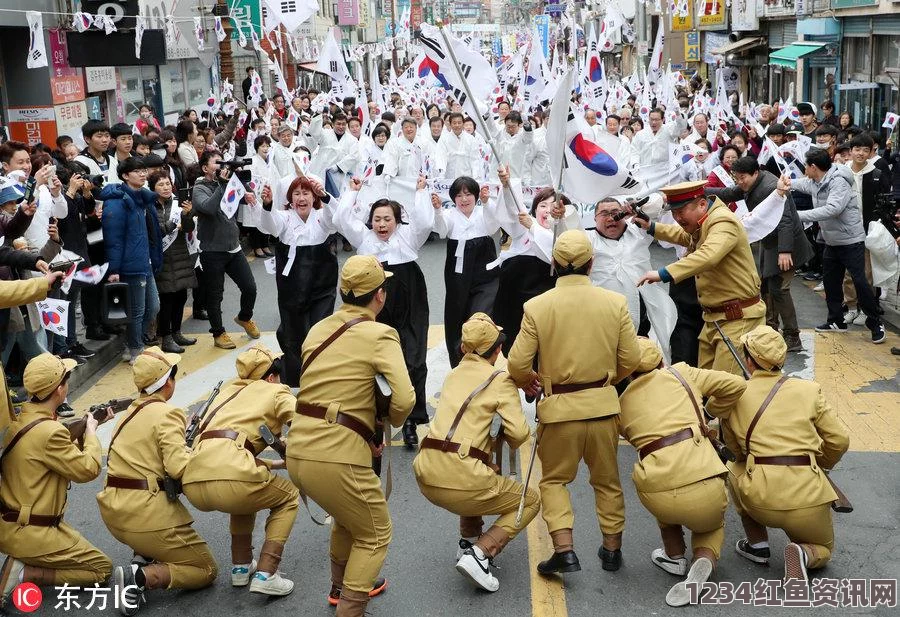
[[712, 320, 853, 513], [64, 398, 134, 445]]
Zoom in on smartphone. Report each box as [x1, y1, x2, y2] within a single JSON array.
[[22, 177, 37, 203], [47, 165, 57, 182], [177, 187, 191, 203]]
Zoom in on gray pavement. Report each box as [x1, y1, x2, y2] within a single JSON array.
[[21, 237, 899, 616]]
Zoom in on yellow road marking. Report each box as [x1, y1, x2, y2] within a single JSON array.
[[520, 435, 568, 617], [813, 331, 900, 452]]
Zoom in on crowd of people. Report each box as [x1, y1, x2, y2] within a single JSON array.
[[0, 58, 898, 616]]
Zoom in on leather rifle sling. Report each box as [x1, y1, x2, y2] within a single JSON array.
[[0, 418, 51, 471], [106, 400, 161, 468], [744, 375, 791, 456], [299, 317, 370, 378], [666, 366, 709, 432], [442, 370, 505, 448], [195, 384, 251, 436]]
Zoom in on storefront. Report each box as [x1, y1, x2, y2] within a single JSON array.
[[840, 14, 900, 130]]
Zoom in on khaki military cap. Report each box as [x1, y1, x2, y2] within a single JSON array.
[[237, 344, 281, 380], [552, 229, 593, 269], [635, 337, 664, 373], [23, 353, 78, 400], [740, 325, 787, 371], [133, 346, 181, 392], [461, 312, 504, 355], [660, 180, 708, 211], [340, 255, 393, 297]]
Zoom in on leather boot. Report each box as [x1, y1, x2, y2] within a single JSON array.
[[537, 529, 580, 574], [161, 335, 185, 354], [142, 564, 172, 590], [402, 420, 418, 449], [231, 534, 253, 565], [256, 540, 284, 575], [173, 331, 197, 346], [249, 541, 293, 596], [22, 565, 55, 587], [335, 588, 370, 617], [476, 525, 511, 558], [599, 532, 623, 571], [328, 559, 347, 606], [459, 516, 484, 539]]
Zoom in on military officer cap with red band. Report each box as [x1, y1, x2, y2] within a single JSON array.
[[660, 180, 709, 211]]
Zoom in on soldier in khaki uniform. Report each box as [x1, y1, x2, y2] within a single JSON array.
[[724, 325, 850, 583], [0, 353, 112, 600], [507, 230, 641, 575], [618, 338, 746, 607], [287, 255, 415, 617], [181, 344, 299, 597], [635, 180, 789, 375], [414, 313, 539, 593], [97, 347, 217, 616]]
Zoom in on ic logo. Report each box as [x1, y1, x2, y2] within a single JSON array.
[[12, 582, 42, 612]]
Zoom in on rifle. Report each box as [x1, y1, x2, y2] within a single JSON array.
[[373, 374, 392, 477], [713, 323, 853, 513], [184, 381, 223, 447], [515, 388, 542, 526], [64, 398, 134, 444]]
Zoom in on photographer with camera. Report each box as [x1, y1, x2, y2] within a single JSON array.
[[192, 151, 259, 350]]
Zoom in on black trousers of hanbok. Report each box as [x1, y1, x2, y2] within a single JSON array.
[[443, 237, 499, 367], [380, 260, 429, 424], [668, 275, 702, 367], [493, 255, 555, 357], [276, 242, 338, 387]]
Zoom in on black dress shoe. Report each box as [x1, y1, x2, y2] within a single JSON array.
[[172, 332, 197, 346], [537, 550, 581, 575], [599, 546, 623, 571], [402, 420, 418, 449], [86, 327, 111, 341], [193, 308, 208, 320]]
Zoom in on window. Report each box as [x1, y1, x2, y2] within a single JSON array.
[[185, 59, 212, 110], [874, 35, 900, 77]]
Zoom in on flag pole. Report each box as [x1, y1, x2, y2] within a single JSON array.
[[436, 24, 526, 214]]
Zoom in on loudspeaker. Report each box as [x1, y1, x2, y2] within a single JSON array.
[[102, 282, 133, 325]]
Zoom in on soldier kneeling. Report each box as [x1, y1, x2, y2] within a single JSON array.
[[618, 339, 746, 606], [97, 347, 218, 615], [414, 313, 540, 592], [182, 345, 299, 597]]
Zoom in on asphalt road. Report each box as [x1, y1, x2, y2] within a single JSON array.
[[14, 238, 899, 616]]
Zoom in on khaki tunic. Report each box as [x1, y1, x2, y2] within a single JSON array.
[[1, 278, 48, 433], [0, 403, 102, 558], [506, 275, 641, 423], [618, 363, 746, 493], [96, 394, 193, 531], [724, 371, 850, 511], [182, 379, 295, 484], [414, 355, 529, 489]]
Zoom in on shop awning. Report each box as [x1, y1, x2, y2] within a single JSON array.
[[768, 42, 827, 70], [297, 62, 320, 72], [711, 36, 766, 56]]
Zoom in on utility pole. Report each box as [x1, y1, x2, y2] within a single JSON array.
[[635, 0, 647, 78], [215, 0, 235, 81]]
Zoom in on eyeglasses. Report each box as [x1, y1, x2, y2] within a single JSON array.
[[595, 210, 622, 219]]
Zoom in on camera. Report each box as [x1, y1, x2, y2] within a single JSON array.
[[85, 174, 106, 189], [220, 158, 252, 183]]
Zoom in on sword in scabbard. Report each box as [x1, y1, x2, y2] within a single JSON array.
[[712, 320, 751, 380]]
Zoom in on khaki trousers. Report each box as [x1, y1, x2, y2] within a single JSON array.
[[538, 417, 624, 535], [698, 315, 765, 376], [288, 459, 390, 594], [21, 525, 111, 585], [182, 475, 299, 543], [729, 480, 834, 569], [417, 475, 540, 539], [107, 524, 218, 589], [638, 477, 728, 559]]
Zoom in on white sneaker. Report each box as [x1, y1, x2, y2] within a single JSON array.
[[114, 564, 146, 616], [231, 559, 257, 587], [651, 548, 687, 576], [455, 546, 499, 593], [1, 557, 25, 597], [783, 543, 808, 584], [813, 282, 824, 292], [665, 557, 713, 607], [249, 571, 294, 596], [456, 538, 477, 561], [843, 308, 862, 325]]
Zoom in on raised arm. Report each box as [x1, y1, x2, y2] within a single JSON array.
[[333, 184, 369, 248]]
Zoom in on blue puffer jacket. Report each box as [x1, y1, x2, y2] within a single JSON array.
[[99, 183, 163, 276]]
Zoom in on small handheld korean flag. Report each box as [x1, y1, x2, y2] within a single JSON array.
[[220, 174, 245, 218], [214, 17, 227, 43], [72, 12, 93, 33], [883, 112, 900, 131], [26, 11, 48, 69], [37, 298, 70, 337], [194, 17, 205, 51]]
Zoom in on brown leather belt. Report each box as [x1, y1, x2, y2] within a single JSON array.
[[701, 295, 761, 314], [296, 403, 375, 444], [754, 455, 809, 466], [419, 436, 491, 465], [199, 429, 259, 456], [0, 504, 62, 527], [639, 428, 695, 461], [106, 475, 166, 491], [551, 379, 608, 395]]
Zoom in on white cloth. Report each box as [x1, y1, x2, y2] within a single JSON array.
[[382, 137, 423, 179], [258, 203, 337, 275], [437, 130, 478, 179], [433, 204, 502, 273], [587, 223, 677, 361], [526, 126, 551, 186], [23, 185, 68, 249], [631, 117, 687, 188], [333, 188, 434, 265], [491, 126, 533, 179]]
